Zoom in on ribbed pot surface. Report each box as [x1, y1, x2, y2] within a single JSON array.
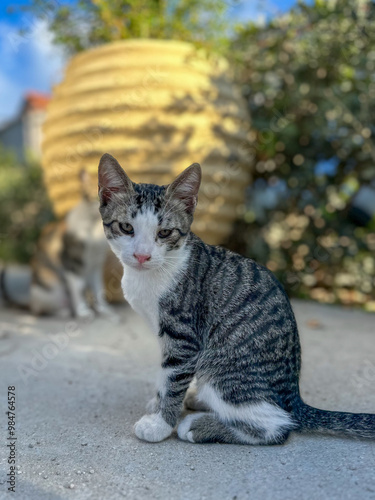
[[42, 39, 251, 245]]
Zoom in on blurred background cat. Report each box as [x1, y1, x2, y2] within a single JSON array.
[[1, 170, 118, 320]]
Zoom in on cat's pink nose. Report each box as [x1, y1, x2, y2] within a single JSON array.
[[134, 253, 151, 264]]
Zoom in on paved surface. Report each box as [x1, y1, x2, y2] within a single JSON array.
[[0, 300, 374, 500]]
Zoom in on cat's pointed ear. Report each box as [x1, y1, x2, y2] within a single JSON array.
[[166, 163, 202, 214], [98, 153, 133, 206]]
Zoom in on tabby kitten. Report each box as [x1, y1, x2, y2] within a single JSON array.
[[98, 153, 375, 444]]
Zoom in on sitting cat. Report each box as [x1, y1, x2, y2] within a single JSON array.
[[98, 153, 375, 444], [30, 170, 116, 319]]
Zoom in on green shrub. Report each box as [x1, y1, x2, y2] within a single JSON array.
[[232, 0, 375, 308], [18, 0, 232, 54], [0, 149, 54, 263]]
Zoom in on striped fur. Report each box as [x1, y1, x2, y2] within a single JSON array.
[[98, 153, 375, 445]]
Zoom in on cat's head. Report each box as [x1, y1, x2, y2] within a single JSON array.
[[98, 153, 201, 271]]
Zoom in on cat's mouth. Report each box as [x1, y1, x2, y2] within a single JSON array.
[[127, 260, 156, 271], [134, 262, 151, 271]]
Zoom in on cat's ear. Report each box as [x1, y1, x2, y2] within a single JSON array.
[[98, 153, 133, 207], [166, 163, 202, 214]]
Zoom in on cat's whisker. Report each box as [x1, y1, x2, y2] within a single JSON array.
[[164, 255, 201, 266]]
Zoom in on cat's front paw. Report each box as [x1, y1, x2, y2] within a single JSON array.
[[134, 413, 173, 443]]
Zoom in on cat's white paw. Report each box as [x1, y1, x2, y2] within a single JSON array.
[[134, 413, 173, 443], [177, 413, 206, 443], [76, 304, 95, 320]]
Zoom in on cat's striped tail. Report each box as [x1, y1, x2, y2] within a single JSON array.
[[292, 399, 375, 439]]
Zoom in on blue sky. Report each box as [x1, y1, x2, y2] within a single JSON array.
[[0, 0, 299, 126]]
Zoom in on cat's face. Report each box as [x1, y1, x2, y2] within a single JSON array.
[[98, 154, 201, 271]]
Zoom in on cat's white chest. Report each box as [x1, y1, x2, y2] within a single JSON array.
[[121, 269, 168, 334], [121, 249, 189, 335]]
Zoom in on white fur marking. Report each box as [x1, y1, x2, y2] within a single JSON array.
[[134, 413, 173, 442], [157, 367, 174, 398], [198, 384, 294, 441], [177, 413, 206, 442], [146, 367, 174, 412]]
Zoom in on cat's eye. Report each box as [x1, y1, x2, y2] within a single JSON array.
[[158, 229, 172, 238], [119, 223, 134, 235]]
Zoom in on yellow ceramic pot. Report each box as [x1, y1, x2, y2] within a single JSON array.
[[42, 39, 251, 245]]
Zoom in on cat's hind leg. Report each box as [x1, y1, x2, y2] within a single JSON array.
[[178, 383, 295, 445], [178, 412, 243, 444], [178, 412, 290, 445]]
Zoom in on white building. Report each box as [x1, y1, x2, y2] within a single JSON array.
[[0, 91, 50, 163]]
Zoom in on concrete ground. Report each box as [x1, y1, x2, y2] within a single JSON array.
[[0, 300, 374, 500]]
